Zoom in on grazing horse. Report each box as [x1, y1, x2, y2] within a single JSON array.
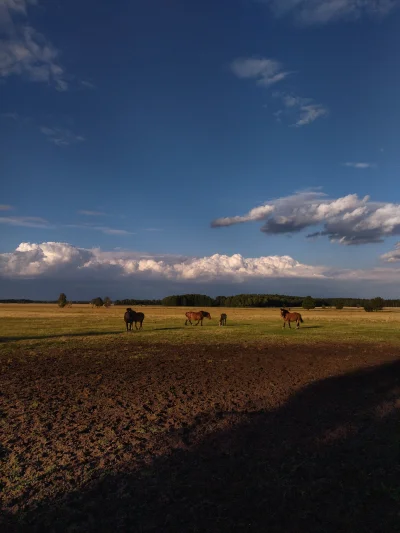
[[280, 308, 303, 329], [185, 310, 211, 326], [124, 308, 145, 331], [219, 313, 227, 326]]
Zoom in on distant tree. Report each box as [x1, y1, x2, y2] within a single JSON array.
[[58, 293, 67, 308], [370, 297, 384, 311], [364, 302, 374, 312], [335, 301, 344, 310], [91, 297, 104, 308], [104, 296, 112, 308], [302, 296, 316, 310]]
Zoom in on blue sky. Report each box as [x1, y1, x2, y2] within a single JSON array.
[[1, 0, 400, 299]]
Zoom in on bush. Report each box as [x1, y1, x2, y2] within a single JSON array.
[[91, 297, 104, 308], [364, 302, 374, 312], [302, 296, 316, 310], [335, 302, 344, 310], [57, 293, 67, 308], [370, 297, 384, 311]]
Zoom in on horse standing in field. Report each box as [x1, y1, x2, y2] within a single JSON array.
[[124, 308, 145, 331], [185, 310, 211, 326], [280, 308, 303, 329], [219, 313, 227, 326]]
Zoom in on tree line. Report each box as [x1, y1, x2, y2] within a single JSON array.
[[2, 293, 394, 313]]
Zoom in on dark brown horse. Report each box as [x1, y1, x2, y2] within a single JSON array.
[[124, 308, 145, 331], [219, 313, 227, 326], [280, 308, 303, 329], [185, 310, 211, 326]]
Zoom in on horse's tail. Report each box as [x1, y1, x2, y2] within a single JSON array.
[[299, 315, 304, 323]]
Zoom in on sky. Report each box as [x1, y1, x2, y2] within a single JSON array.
[[1, 0, 400, 300]]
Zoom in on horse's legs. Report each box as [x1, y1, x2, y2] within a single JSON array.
[[288, 320, 291, 329], [282, 321, 285, 329]]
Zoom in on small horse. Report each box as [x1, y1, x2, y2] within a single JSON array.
[[219, 313, 227, 326], [185, 310, 211, 326], [124, 308, 145, 331], [280, 308, 303, 329]]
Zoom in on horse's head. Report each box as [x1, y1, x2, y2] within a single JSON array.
[[280, 308, 288, 317], [126, 308, 132, 312], [201, 311, 211, 319]]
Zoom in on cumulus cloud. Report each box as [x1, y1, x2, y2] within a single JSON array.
[[0, 0, 69, 90], [259, 0, 398, 25], [0, 241, 327, 280], [230, 58, 291, 87], [211, 191, 400, 245], [2, 242, 400, 296], [40, 127, 85, 146]]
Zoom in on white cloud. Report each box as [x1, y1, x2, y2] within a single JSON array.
[[0, 215, 51, 228], [0, 204, 13, 210], [0, 1, 68, 90], [344, 162, 375, 169], [274, 93, 329, 126], [2, 242, 400, 291], [0, 241, 327, 280], [230, 57, 291, 87], [381, 243, 400, 263], [260, 0, 398, 24], [40, 126, 86, 146], [294, 103, 329, 126], [211, 190, 400, 245]]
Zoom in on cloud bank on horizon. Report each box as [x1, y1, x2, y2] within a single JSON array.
[[1, 242, 399, 287], [211, 191, 400, 245]]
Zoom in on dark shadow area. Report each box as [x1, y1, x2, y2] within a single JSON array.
[[0, 331, 124, 342], [301, 325, 323, 329], [3, 360, 400, 532]]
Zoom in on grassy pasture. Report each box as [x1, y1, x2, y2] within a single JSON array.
[[1, 303, 400, 350]]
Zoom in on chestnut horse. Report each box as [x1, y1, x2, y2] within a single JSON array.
[[219, 313, 227, 326], [185, 310, 211, 326], [124, 308, 145, 331], [280, 308, 303, 329]]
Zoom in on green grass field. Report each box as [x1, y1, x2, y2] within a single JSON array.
[[1, 304, 400, 351]]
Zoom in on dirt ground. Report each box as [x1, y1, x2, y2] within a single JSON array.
[[1, 340, 400, 532]]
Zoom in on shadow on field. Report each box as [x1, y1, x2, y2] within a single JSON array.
[[4, 360, 400, 533], [0, 331, 124, 342]]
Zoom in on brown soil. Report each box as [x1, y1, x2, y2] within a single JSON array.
[[1, 341, 400, 532]]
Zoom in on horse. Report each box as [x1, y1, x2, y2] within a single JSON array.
[[219, 313, 227, 326], [124, 308, 145, 331], [185, 310, 211, 326], [280, 308, 303, 329]]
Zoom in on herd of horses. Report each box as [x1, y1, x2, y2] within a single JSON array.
[[124, 307, 303, 331]]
